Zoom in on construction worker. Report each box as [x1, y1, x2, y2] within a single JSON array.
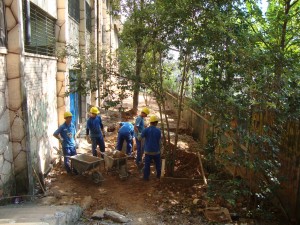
[[141, 115, 161, 181], [116, 122, 134, 156], [53, 111, 77, 174], [86, 106, 105, 157], [134, 107, 150, 167]]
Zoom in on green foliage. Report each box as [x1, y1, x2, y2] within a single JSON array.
[[187, 0, 299, 219], [57, 42, 130, 110], [118, 0, 299, 219], [57, 43, 102, 96], [207, 174, 251, 208]]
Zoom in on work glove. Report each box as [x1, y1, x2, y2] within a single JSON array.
[[86, 135, 92, 144]]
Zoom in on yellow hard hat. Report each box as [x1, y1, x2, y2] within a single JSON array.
[[149, 115, 159, 123], [141, 107, 150, 115], [90, 106, 99, 114], [64, 111, 73, 118]]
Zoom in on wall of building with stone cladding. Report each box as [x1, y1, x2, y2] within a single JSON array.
[[5, 0, 28, 195], [56, 0, 67, 127], [23, 56, 58, 176], [0, 54, 15, 198], [3, 0, 59, 195]]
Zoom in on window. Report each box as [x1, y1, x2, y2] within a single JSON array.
[[0, 0, 7, 47], [69, 0, 80, 23], [85, 1, 92, 33], [23, 2, 56, 56]]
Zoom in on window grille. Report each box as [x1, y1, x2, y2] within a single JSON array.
[[23, 2, 56, 56], [85, 1, 92, 33], [0, 0, 7, 47], [69, 0, 80, 23]]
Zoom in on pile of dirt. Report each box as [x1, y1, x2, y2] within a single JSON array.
[[121, 109, 137, 121], [173, 150, 201, 179]]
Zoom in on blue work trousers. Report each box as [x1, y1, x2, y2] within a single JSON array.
[[91, 136, 105, 157], [143, 153, 161, 180], [135, 138, 144, 165], [116, 132, 133, 155], [63, 146, 77, 173]]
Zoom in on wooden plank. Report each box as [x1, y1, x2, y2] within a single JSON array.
[[161, 177, 204, 186]]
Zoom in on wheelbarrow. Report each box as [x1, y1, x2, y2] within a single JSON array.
[[103, 152, 129, 180], [70, 154, 105, 184]]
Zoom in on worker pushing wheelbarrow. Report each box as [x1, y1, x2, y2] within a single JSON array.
[[70, 154, 105, 184]]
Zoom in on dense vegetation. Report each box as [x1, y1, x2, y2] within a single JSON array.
[[116, 0, 299, 223]]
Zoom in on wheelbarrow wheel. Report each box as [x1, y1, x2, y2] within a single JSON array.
[[92, 171, 103, 184]]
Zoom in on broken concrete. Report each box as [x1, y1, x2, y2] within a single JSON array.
[[0, 204, 82, 224]]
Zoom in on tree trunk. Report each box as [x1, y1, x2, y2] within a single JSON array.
[[132, 42, 143, 113], [168, 53, 190, 176]]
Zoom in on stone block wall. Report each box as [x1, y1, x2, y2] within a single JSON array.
[[56, 0, 67, 126], [5, 0, 28, 195], [0, 54, 15, 198]]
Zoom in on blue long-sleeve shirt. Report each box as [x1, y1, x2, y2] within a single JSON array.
[[53, 122, 76, 148], [86, 115, 104, 138], [119, 122, 134, 137], [141, 126, 161, 154]]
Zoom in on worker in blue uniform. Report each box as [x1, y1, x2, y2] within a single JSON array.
[[53, 111, 77, 174], [134, 107, 150, 167], [141, 115, 161, 181], [86, 106, 105, 157], [116, 122, 134, 156]]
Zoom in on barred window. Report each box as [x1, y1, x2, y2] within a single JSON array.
[[0, 0, 7, 47], [69, 0, 80, 23], [23, 2, 56, 56], [85, 1, 91, 33]]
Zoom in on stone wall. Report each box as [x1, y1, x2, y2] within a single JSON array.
[[0, 54, 15, 198], [5, 0, 28, 195], [56, 0, 67, 126], [4, 0, 59, 195]]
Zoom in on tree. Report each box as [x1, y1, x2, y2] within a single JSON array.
[[190, 0, 300, 220], [118, 0, 156, 113]]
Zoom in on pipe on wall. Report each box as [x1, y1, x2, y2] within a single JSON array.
[[25, 0, 31, 45]]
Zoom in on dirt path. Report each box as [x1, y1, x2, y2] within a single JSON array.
[[43, 95, 198, 224], [46, 159, 164, 224], [40, 94, 285, 225]]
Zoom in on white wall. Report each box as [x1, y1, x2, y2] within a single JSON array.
[[31, 0, 57, 18], [23, 56, 58, 174]]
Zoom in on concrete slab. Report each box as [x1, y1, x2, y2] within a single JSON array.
[[0, 204, 82, 225]]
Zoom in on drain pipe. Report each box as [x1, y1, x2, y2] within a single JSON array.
[[25, 0, 31, 44], [96, 0, 101, 107]]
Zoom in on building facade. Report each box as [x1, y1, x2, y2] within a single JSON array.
[[0, 0, 120, 197]]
